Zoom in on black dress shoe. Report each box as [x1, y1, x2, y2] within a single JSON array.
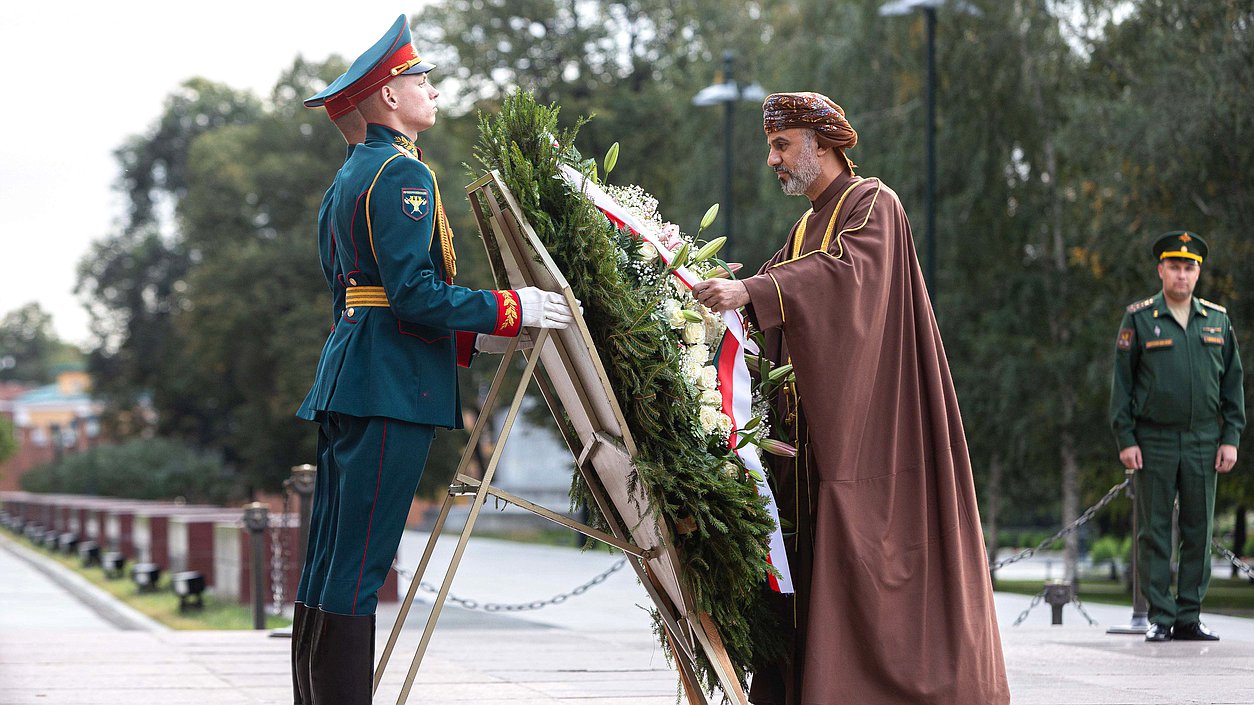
[[1172, 622, 1220, 641], [1145, 623, 1173, 642]]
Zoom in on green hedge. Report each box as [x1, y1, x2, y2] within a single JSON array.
[[19, 437, 238, 505]]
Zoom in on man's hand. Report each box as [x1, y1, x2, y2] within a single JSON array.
[[1119, 445, 1143, 472], [1216, 444, 1238, 473], [518, 287, 576, 329], [692, 279, 750, 312], [475, 331, 532, 354]]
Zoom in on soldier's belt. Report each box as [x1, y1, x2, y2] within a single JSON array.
[[345, 286, 390, 308]]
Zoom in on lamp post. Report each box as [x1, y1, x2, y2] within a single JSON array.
[[879, 0, 979, 300], [693, 50, 766, 257]]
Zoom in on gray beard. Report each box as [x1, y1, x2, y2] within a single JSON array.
[[776, 140, 823, 196]]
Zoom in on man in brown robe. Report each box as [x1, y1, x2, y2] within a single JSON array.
[[693, 92, 1009, 705]]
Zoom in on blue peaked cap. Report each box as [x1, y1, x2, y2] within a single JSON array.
[[304, 15, 435, 112]]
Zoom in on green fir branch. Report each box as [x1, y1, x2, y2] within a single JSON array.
[[473, 92, 783, 690]]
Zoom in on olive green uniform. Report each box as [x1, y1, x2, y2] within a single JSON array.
[[1109, 292, 1245, 628]]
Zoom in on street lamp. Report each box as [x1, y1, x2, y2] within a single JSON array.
[[879, 0, 979, 300], [693, 50, 766, 257]]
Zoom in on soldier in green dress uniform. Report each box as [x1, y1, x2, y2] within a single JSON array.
[[1109, 230, 1245, 642], [289, 15, 576, 704]]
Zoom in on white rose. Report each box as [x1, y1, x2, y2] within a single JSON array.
[[686, 343, 710, 367], [715, 411, 733, 437], [699, 365, 719, 390], [698, 406, 722, 435], [682, 356, 704, 384], [702, 307, 726, 341], [683, 321, 706, 346], [639, 241, 659, 260], [662, 299, 685, 329], [700, 389, 722, 407]]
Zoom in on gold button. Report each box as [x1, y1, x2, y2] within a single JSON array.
[[346, 308, 355, 317], [349, 278, 357, 286]]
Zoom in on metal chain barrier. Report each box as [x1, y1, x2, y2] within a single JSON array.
[[269, 486, 293, 615], [1011, 589, 1045, 626], [392, 556, 627, 612], [1069, 594, 1098, 626], [990, 478, 1130, 572], [1212, 538, 1254, 581]]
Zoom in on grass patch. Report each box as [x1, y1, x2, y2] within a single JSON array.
[[31, 543, 290, 630], [995, 577, 1254, 618]]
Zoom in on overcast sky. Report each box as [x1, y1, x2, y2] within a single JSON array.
[[0, 2, 431, 344]]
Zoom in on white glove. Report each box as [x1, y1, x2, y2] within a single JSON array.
[[475, 331, 533, 354], [517, 286, 576, 329]]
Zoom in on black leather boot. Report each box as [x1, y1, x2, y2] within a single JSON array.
[[291, 602, 317, 704], [309, 610, 375, 705]]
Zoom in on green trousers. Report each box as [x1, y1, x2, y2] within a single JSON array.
[[295, 412, 435, 616], [1134, 426, 1219, 628]]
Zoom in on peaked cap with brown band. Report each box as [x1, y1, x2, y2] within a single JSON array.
[[763, 91, 858, 171]]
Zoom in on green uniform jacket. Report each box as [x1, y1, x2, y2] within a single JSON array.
[[1109, 292, 1245, 449], [297, 123, 519, 428]]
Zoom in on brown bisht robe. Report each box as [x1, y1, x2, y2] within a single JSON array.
[[741, 171, 1009, 705]]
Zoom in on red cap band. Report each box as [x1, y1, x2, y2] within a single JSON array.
[[339, 44, 420, 110]]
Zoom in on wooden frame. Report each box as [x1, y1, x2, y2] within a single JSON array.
[[372, 171, 747, 705]]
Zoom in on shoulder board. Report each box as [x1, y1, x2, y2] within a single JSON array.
[[1200, 298, 1227, 313], [1126, 298, 1155, 314]]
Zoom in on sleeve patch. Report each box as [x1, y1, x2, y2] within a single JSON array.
[[492, 290, 521, 337], [401, 187, 431, 221], [1117, 328, 1134, 350]]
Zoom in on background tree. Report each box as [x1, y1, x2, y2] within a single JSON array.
[[0, 303, 81, 384], [69, 0, 1252, 557]]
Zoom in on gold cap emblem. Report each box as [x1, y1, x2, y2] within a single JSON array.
[[1179, 233, 1192, 243]]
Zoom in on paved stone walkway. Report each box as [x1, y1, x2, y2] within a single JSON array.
[[4, 530, 1254, 704]]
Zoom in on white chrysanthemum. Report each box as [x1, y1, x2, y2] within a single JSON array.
[[683, 321, 705, 345], [700, 389, 722, 407], [699, 365, 718, 390]]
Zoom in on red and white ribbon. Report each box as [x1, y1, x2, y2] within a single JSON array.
[[560, 165, 794, 594]]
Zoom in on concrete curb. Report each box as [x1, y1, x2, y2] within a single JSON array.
[[0, 532, 169, 632]]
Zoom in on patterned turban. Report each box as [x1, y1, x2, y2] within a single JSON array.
[[763, 91, 858, 170]]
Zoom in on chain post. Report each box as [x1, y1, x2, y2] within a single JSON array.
[[242, 502, 270, 630], [1109, 470, 1149, 634], [290, 464, 316, 562]]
